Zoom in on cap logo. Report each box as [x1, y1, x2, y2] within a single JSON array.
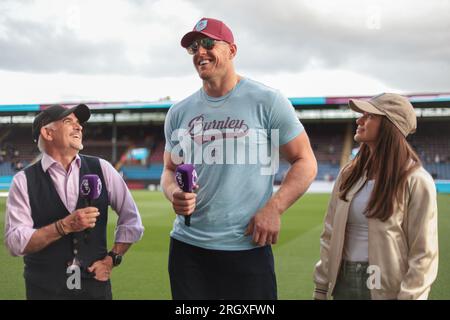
[[195, 19, 208, 31]]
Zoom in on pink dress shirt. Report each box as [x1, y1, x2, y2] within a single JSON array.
[[4, 153, 144, 256]]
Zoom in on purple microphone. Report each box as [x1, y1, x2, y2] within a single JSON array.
[[80, 174, 102, 206], [175, 164, 197, 227], [80, 174, 102, 241]]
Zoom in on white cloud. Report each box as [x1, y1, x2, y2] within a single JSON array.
[[0, 70, 199, 104], [0, 0, 449, 103], [251, 69, 390, 97]]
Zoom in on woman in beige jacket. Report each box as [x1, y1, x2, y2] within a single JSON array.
[[313, 93, 438, 300]]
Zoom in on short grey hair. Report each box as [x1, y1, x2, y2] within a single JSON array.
[[37, 121, 56, 153]]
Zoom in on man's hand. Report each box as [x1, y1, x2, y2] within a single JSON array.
[[62, 207, 100, 233], [244, 131, 317, 247], [245, 207, 281, 246], [88, 257, 113, 282], [162, 152, 200, 218], [171, 187, 197, 217]]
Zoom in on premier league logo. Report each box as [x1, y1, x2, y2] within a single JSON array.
[[175, 172, 184, 189], [195, 19, 208, 31], [80, 179, 90, 196]]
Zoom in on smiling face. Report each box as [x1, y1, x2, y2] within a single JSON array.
[[191, 36, 236, 81], [45, 113, 84, 152], [354, 112, 382, 150]]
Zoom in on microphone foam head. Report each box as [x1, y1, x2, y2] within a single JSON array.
[[80, 174, 102, 200]]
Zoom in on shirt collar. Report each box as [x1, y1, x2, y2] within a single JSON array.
[[41, 152, 81, 172]]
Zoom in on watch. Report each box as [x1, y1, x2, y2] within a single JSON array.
[[107, 251, 122, 267]]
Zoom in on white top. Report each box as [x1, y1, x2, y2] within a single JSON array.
[[343, 180, 375, 262]]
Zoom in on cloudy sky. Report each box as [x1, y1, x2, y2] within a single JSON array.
[[0, 0, 449, 104]]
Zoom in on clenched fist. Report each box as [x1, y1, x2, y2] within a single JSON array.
[[171, 189, 197, 216], [62, 207, 100, 233]]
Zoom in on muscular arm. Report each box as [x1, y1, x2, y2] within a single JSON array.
[[246, 131, 317, 246], [161, 151, 181, 203], [270, 131, 318, 214]]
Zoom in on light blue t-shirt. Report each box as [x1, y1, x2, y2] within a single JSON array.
[[164, 77, 304, 250]]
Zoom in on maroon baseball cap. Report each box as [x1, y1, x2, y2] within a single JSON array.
[[181, 17, 234, 48]]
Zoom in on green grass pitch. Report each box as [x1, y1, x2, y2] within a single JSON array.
[[1, 191, 449, 299]]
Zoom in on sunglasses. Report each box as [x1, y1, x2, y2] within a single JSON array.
[[187, 38, 223, 55]]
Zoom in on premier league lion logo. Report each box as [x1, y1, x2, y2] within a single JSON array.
[[80, 179, 90, 196], [175, 172, 184, 189]]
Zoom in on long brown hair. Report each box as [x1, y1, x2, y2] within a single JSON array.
[[339, 117, 421, 221]]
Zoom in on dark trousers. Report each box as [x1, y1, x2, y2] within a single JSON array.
[[333, 260, 371, 300], [25, 278, 112, 300], [168, 237, 277, 300]]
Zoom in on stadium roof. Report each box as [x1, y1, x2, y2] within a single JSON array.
[[1, 93, 449, 115]]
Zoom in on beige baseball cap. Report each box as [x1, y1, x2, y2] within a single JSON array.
[[348, 93, 417, 137]]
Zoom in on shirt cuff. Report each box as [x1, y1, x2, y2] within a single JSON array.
[[114, 224, 144, 243], [313, 284, 329, 300], [5, 226, 37, 257]]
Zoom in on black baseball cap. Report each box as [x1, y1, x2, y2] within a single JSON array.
[[32, 104, 91, 142]]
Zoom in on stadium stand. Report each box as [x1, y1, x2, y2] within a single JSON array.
[[304, 122, 344, 182], [407, 121, 450, 180], [2, 120, 448, 189], [0, 95, 449, 191]]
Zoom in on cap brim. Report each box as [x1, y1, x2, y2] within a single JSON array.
[[65, 104, 91, 123], [181, 31, 223, 48], [73, 104, 91, 123], [348, 99, 385, 115], [42, 103, 90, 125]]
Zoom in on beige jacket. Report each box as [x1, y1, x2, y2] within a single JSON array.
[[313, 166, 438, 300]]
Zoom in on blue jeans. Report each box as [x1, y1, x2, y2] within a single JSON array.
[[333, 260, 371, 300]]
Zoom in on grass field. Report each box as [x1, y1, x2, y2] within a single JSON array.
[[1, 191, 449, 300]]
